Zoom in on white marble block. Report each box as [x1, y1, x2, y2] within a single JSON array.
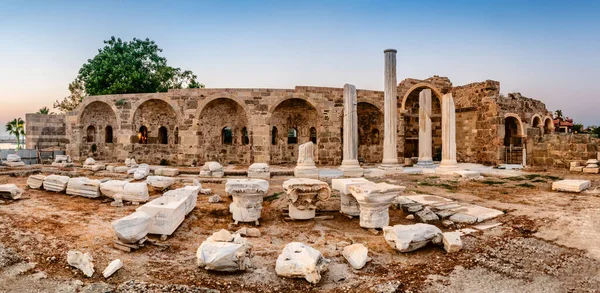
[[66, 177, 102, 198], [282, 178, 331, 220], [125, 158, 137, 167], [442, 232, 463, 253], [54, 155, 71, 163], [163, 185, 201, 215], [276, 242, 329, 284], [226, 179, 269, 224], [294, 142, 319, 179], [6, 154, 21, 162], [383, 224, 443, 253], [331, 178, 370, 217], [102, 259, 123, 279], [154, 167, 179, 177], [82, 164, 105, 171], [200, 161, 224, 178], [552, 179, 591, 193], [84, 157, 96, 165], [348, 182, 405, 229], [248, 163, 270, 179], [146, 175, 176, 191], [196, 229, 252, 272], [137, 194, 187, 236], [3, 154, 25, 167], [67, 250, 94, 277], [27, 174, 46, 189], [43, 175, 70, 192], [133, 164, 150, 180], [342, 243, 369, 270], [0, 184, 23, 200], [111, 211, 151, 244]]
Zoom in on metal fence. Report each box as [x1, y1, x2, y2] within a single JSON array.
[[0, 149, 66, 165]]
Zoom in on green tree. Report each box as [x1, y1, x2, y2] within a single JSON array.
[[53, 78, 85, 113], [37, 107, 50, 115], [573, 123, 583, 133], [554, 109, 563, 119], [5, 118, 25, 150], [589, 125, 600, 137], [78, 36, 204, 96]]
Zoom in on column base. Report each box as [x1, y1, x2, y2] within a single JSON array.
[[378, 164, 404, 175], [338, 163, 364, 177], [294, 166, 319, 179], [416, 159, 435, 168], [438, 160, 458, 168]]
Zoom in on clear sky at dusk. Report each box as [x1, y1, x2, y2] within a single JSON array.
[[1, 0, 599, 137]]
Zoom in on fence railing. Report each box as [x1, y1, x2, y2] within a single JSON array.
[[0, 149, 66, 165]]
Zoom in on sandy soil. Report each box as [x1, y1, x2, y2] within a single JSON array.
[[0, 168, 599, 292]]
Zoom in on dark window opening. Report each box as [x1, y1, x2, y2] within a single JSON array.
[[159, 126, 168, 144], [222, 127, 233, 144], [86, 126, 96, 143], [174, 127, 179, 144], [242, 127, 249, 145], [287, 128, 298, 144], [271, 126, 278, 145], [310, 127, 317, 144], [138, 126, 148, 144], [105, 126, 113, 143]]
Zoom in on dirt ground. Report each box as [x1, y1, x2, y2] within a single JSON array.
[[1, 168, 600, 293]]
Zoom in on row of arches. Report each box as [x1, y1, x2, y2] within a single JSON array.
[[86, 125, 113, 143]]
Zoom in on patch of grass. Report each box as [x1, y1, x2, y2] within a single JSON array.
[[531, 179, 546, 183], [506, 176, 526, 181], [524, 174, 542, 180], [418, 182, 435, 187], [481, 180, 505, 185], [439, 183, 457, 190], [264, 192, 282, 202], [542, 175, 561, 181], [516, 183, 535, 188]]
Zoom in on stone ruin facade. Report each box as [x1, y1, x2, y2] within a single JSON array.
[[27, 50, 586, 167]]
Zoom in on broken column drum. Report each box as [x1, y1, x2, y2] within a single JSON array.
[[417, 89, 434, 167], [348, 182, 405, 228], [225, 179, 269, 225], [331, 178, 370, 217], [282, 178, 331, 220], [294, 142, 319, 179]]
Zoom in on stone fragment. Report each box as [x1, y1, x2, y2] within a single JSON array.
[[236, 227, 261, 237], [441, 219, 455, 228], [405, 214, 415, 220], [403, 203, 424, 213], [248, 163, 270, 179], [383, 224, 443, 252], [146, 176, 176, 191], [226, 179, 269, 224], [200, 188, 212, 195], [122, 183, 150, 202], [111, 211, 151, 244], [51, 161, 73, 168], [452, 170, 480, 179], [54, 155, 71, 163], [163, 186, 201, 215], [583, 167, 600, 174], [102, 259, 123, 278], [348, 182, 405, 228], [294, 142, 319, 179], [570, 161, 581, 167], [570, 166, 584, 172], [137, 186, 197, 235], [282, 178, 331, 220], [6, 154, 21, 162], [125, 158, 137, 167], [415, 207, 440, 224], [199, 161, 224, 178], [196, 230, 252, 272], [473, 222, 502, 230], [331, 178, 370, 217], [99, 180, 127, 198], [133, 164, 150, 180], [84, 158, 95, 165], [114, 166, 129, 173], [154, 167, 180, 177], [552, 179, 591, 193], [275, 242, 329, 284], [43, 175, 70, 192], [66, 177, 102, 198], [449, 213, 478, 224], [342, 243, 369, 270], [0, 184, 23, 200], [67, 250, 94, 277], [208, 194, 221, 203], [82, 164, 105, 171], [442, 232, 462, 253], [27, 174, 46, 189]]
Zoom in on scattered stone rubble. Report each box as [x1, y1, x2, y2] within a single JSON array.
[[3, 154, 25, 167], [52, 155, 74, 167], [282, 178, 331, 220], [0, 184, 23, 200], [146, 175, 175, 191], [154, 167, 179, 177], [383, 224, 443, 253], [66, 177, 102, 198], [196, 229, 252, 272], [396, 194, 504, 224], [43, 175, 70, 192], [67, 250, 94, 277], [27, 174, 46, 189], [102, 259, 123, 279], [200, 161, 224, 178], [342, 243, 369, 270], [111, 211, 152, 244], [226, 179, 269, 225], [275, 242, 329, 284], [247, 163, 270, 179], [552, 179, 591, 193]]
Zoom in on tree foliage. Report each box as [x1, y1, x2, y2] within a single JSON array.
[[573, 123, 583, 133], [53, 36, 204, 113], [5, 118, 25, 150], [37, 107, 50, 115], [554, 109, 563, 119]]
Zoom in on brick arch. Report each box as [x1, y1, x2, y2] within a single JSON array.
[[531, 114, 543, 128], [400, 83, 444, 111], [194, 94, 250, 129], [128, 97, 181, 125], [504, 113, 526, 137], [77, 99, 119, 127]]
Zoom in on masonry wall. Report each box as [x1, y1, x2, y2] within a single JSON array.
[[25, 113, 69, 150], [529, 134, 599, 167]]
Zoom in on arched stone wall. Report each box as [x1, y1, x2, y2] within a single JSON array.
[[269, 98, 319, 164], [531, 114, 542, 128], [198, 98, 250, 164], [130, 99, 179, 164], [544, 117, 554, 134], [79, 101, 117, 159], [357, 102, 383, 163], [401, 86, 443, 160]]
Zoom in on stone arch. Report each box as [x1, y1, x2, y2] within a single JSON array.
[[269, 98, 319, 164], [132, 99, 178, 145], [198, 97, 250, 164], [503, 113, 525, 137], [79, 100, 118, 159], [357, 102, 384, 163], [503, 113, 525, 147], [402, 86, 443, 160], [194, 94, 250, 128], [543, 116, 554, 134], [531, 114, 542, 128]]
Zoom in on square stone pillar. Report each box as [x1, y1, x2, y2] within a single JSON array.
[[339, 84, 363, 177], [416, 89, 434, 167], [439, 93, 457, 168], [380, 49, 402, 172]]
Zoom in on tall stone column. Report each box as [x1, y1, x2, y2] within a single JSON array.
[[416, 89, 434, 167], [380, 49, 402, 172], [339, 84, 363, 177], [439, 92, 457, 168]]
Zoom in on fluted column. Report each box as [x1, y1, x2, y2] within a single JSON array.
[[416, 89, 434, 167], [339, 84, 363, 176], [380, 49, 402, 171], [439, 92, 457, 168]]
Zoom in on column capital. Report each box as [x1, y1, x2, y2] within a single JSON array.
[[384, 49, 397, 53]]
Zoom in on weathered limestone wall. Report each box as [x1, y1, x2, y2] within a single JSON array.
[[25, 113, 68, 150], [529, 134, 599, 167]]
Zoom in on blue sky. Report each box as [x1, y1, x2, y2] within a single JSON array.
[[1, 0, 599, 136]]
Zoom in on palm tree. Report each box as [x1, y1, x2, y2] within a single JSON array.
[[554, 110, 563, 119], [5, 118, 25, 150], [37, 107, 50, 114]]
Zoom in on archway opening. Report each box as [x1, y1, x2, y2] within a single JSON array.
[[132, 99, 177, 145], [402, 87, 442, 161], [357, 102, 384, 163], [504, 116, 522, 146], [138, 126, 148, 144], [158, 126, 168, 144], [86, 126, 96, 143], [532, 116, 541, 128], [222, 127, 233, 144], [544, 118, 553, 134], [105, 126, 113, 143], [270, 98, 318, 164]]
